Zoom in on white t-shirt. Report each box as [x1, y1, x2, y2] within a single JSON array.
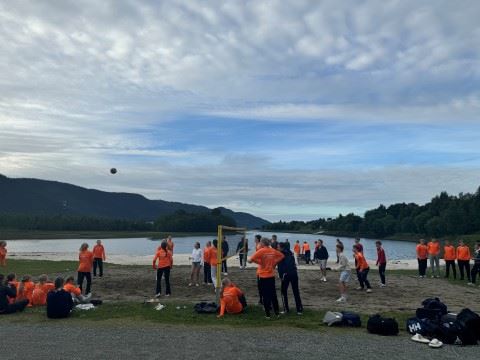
[[191, 248, 202, 263]]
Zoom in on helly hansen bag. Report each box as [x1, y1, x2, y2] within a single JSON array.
[[416, 307, 443, 321], [367, 314, 399, 336], [455, 308, 480, 345], [406, 317, 439, 337], [341, 311, 362, 327], [436, 322, 460, 345], [194, 302, 218, 314]]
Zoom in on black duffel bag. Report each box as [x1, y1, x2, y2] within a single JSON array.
[[367, 314, 399, 336], [455, 308, 480, 345], [194, 302, 218, 314], [416, 307, 443, 321]]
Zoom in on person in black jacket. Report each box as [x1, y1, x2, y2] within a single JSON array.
[[236, 237, 248, 269], [47, 277, 74, 319], [315, 239, 329, 282], [0, 273, 29, 315], [221, 237, 229, 275], [277, 242, 303, 315]]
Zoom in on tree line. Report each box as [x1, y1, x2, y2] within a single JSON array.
[[263, 187, 480, 239], [0, 208, 236, 233]]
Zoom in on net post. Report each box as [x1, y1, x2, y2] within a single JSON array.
[[215, 225, 223, 304]]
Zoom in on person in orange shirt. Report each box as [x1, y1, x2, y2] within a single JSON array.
[[92, 240, 106, 278], [443, 240, 457, 280], [293, 240, 301, 266], [0, 241, 7, 267], [153, 241, 173, 297], [302, 241, 311, 265], [64, 276, 91, 303], [217, 278, 246, 318], [203, 241, 213, 285], [32, 274, 55, 306], [416, 239, 428, 278], [77, 243, 94, 295], [208, 239, 220, 289], [427, 238, 441, 278], [353, 245, 372, 293], [248, 238, 285, 318], [17, 275, 35, 306], [456, 239, 472, 283]]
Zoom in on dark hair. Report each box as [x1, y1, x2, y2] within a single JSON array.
[[336, 244, 344, 252], [213, 239, 218, 248], [318, 239, 323, 244], [376, 241, 382, 246], [65, 276, 75, 283], [54, 277, 65, 289], [160, 241, 168, 251], [6, 273, 16, 282], [353, 244, 361, 251], [255, 234, 262, 241]]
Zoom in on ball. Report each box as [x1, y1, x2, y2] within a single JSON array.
[[110, 168, 117, 174]]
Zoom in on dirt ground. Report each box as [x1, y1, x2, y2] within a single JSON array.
[[61, 263, 480, 314]]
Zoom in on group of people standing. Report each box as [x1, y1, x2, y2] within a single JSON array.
[[416, 238, 480, 285]]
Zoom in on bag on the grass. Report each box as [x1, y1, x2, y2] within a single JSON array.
[[341, 311, 362, 327], [323, 311, 343, 326], [441, 313, 457, 324], [454, 308, 480, 345], [436, 322, 460, 345], [367, 314, 399, 336], [90, 299, 103, 306], [406, 317, 424, 335], [421, 297, 448, 315], [194, 302, 218, 314], [416, 307, 443, 321], [407, 317, 439, 337]]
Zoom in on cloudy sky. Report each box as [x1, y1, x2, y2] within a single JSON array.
[[1, 0, 480, 221]]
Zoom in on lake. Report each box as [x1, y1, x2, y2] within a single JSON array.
[[6, 231, 416, 260]]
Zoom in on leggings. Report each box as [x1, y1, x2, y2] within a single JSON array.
[[156, 267, 171, 295], [257, 276, 263, 305], [93, 258, 103, 277], [259, 277, 279, 317], [77, 272, 92, 295], [239, 254, 247, 268], [358, 268, 371, 289], [445, 260, 456, 279], [203, 263, 212, 284], [281, 273, 303, 313], [458, 260, 471, 281], [418, 258, 428, 276], [378, 263, 386, 285], [471, 264, 480, 284]]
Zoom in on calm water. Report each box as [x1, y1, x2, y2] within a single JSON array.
[[6, 231, 415, 260]]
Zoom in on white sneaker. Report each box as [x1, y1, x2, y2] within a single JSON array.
[[188, 283, 193, 287], [380, 283, 386, 288], [467, 282, 474, 286], [336, 296, 346, 302], [366, 289, 372, 293], [155, 293, 161, 298], [223, 273, 228, 276], [355, 287, 363, 291], [322, 277, 327, 282], [411, 333, 430, 344]]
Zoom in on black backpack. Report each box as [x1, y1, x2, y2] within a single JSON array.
[[416, 307, 443, 321], [436, 322, 460, 345], [367, 314, 399, 336], [421, 297, 448, 315], [455, 308, 480, 345], [341, 311, 362, 327], [194, 302, 218, 314]]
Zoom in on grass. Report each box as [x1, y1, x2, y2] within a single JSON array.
[[0, 230, 216, 240], [1, 259, 79, 276]]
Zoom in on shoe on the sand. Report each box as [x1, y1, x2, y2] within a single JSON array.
[[355, 287, 363, 291], [155, 293, 161, 298], [428, 339, 443, 348], [336, 296, 346, 303], [366, 289, 372, 293], [411, 334, 430, 344]]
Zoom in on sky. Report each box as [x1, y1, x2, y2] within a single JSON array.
[[1, 0, 480, 221]]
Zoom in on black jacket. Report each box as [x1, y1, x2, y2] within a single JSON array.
[[315, 246, 329, 260], [236, 240, 248, 254], [278, 249, 298, 278], [47, 289, 74, 319], [0, 284, 16, 313], [222, 241, 229, 257]]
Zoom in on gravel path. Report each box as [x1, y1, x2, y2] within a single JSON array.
[[0, 322, 477, 360]]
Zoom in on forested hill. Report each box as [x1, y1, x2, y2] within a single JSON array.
[[0, 174, 269, 229], [264, 187, 480, 239]]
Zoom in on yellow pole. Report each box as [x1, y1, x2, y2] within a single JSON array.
[[216, 225, 223, 304]]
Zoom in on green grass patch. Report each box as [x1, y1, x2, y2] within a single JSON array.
[[0, 259, 78, 277]]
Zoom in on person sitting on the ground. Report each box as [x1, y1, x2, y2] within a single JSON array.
[[0, 273, 29, 315], [17, 274, 35, 307], [217, 278, 246, 318], [64, 276, 91, 303], [32, 274, 55, 306], [6, 273, 18, 304], [47, 277, 74, 319]]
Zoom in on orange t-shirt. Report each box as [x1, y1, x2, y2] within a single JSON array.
[[293, 244, 300, 254], [207, 247, 218, 267], [302, 243, 310, 252], [219, 286, 244, 316], [78, 250, 94, 272], [427, 241, 440, 256], [153, 248, 173, 269], [203, 247, 210, 262], [32, 282, 55, 306], [355, 252, 369, 271], [93, 244, 106, 260], [17, 281, 35, 306], [64, 283, 81, 296], [250, 247, 285, 278], [457, 245, 471, 261], [416, 244, 428, 260], [443, 245, 456, 261]]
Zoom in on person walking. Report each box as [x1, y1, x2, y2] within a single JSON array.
[[248, 238, 284, 319], [315, 240, 329, 282], [77, 243, 94, 295], [376, 241, 387, 287], [416, 239, 428, 278], [152, 241, 173, 297], [277, 242, 303, 315], [443, 240, 457, 279], [457, 240, 472, 283], [92, 240, 106, 277], [335, 243, 350, 302], [354, 245, 372, 293]]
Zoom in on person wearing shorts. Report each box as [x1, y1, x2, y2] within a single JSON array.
[[314, 239, 329, 282], [189, 242, 202, 287], [335, 243, 350, 302]]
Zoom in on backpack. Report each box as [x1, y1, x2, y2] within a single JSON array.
[[421, 297, 448, 315], [341, 311, 362, 327], [323, 311, 343, 326], [194, 302, 218, 314], [416, 307, 443, 321], [455, 308, 480, 345], [436, 322, 460, 345], [367, 314, 399, 336]]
